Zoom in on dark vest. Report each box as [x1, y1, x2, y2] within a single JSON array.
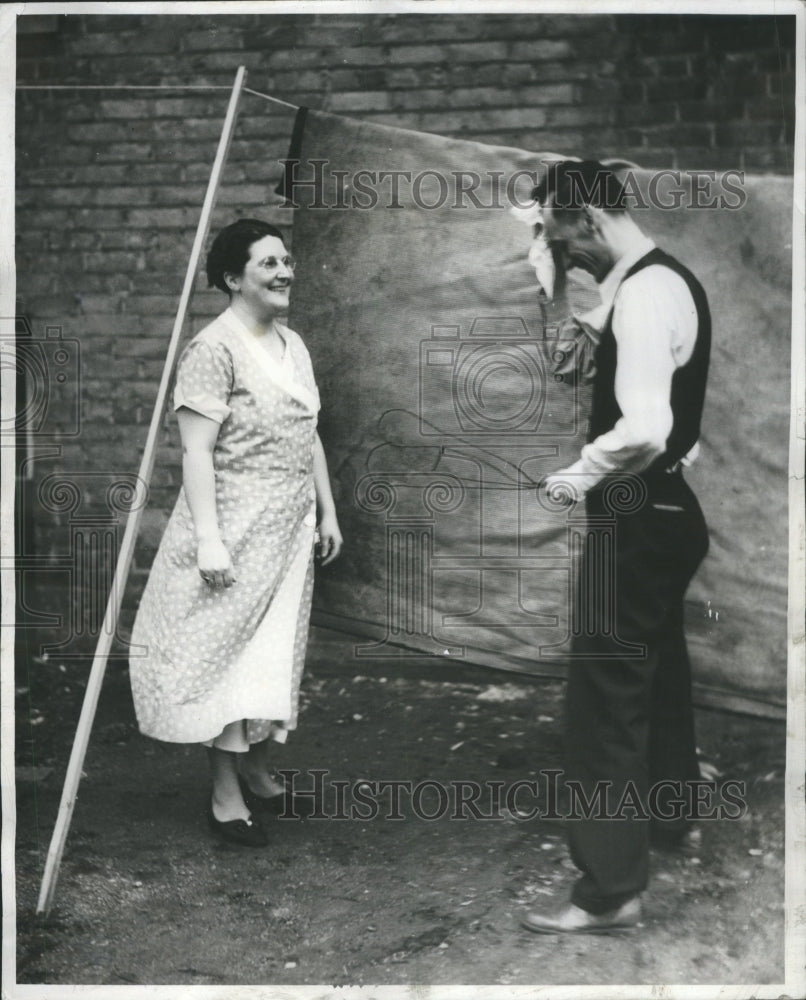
[[588, 247, 711, 476]]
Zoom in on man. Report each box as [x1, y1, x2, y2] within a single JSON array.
[[524, 160, 711, 933]]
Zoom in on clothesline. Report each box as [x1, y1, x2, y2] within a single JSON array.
[[16, 83, 299, 109]]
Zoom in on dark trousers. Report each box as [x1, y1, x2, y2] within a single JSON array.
[[565, 470, 709, 914]]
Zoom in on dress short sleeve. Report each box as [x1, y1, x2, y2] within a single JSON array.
[[173, 338, 233, 423]]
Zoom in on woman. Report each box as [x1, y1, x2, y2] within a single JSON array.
[[130, 219, 342, 846]]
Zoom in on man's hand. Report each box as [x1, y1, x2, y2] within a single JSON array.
[[538, 473, 582, 508]]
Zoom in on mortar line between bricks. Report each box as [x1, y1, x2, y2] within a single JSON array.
[[16, 85, 300, 110], [16, 85, 236, 90]]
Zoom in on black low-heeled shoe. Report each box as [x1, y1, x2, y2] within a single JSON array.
[[207, 805, 270, 846], [237, 775, 319, 818]]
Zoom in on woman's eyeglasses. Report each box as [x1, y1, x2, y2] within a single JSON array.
[[256, 254, 296, 273]]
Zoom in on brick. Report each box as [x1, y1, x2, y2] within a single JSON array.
[[570, 33, 629, 60], [573, 78, 623, 103], [332, 67, 389, 90], [539, 14, 613, 38], [115, 207, 195, 230], [383, 67, 423, 89], [419, 108, 548, 135], [17, 13, 61, 33], [677, 148, 746, 172], [17, 32, 65, 59], [215, 185, 274, 206], [636, 26, 707, 57], [386, 44, 450, 65], [448, 41, 515, 63], [645, 77, 709, 102], [677, 99, 743, 124], [95, 99, 154, 120], [618, 56, 659, 80], [647, 55, 691, 77], [296, 24, 379, 47], [182, 28, 246, 52], [509, 39, 573, 61], [83, 187, 152, 208], [69, 33, 132, 56], [111, 336, 175, 359], [328, 91, 391, 112], [386, 84, 574, 112], [91, 142, 154, 163], [148, 97, 225, 119], [546, 105, 616, 128], [745, 97, 795, 124], [73, 294, 126, 314], [380, 17, 482, 43], [767, 72, 796, 100], [16, 273, 67, 298], [713, 72, 769, 101], [315, 110, 416, 132], [473, 130, 587, 155], [184, 161, 246, 184], [74, 316, 147, 339], [704, 18, 783, 54], [713, 122, 785, 147], [80, 250, 146, 275], [268, 68, 330, 91], [643, 123, 715, 147], [524, 82, 578, 108], [76, 13, 141, 33], [267, 47, 349, 69], [743, 147, 792, 172], [143, 184, 208, 207], [628, 148, 678, 170]]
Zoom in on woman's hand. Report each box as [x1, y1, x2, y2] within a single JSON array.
[[197, 536, 237, 589], [317, 512, 343, 566]]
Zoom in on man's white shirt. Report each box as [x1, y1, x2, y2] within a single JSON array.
[[555, 234, 699, 497]]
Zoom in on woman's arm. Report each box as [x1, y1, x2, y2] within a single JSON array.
[[312, 432, 343, 566], [177, 407, 236, 588]]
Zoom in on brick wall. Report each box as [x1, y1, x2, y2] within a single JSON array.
[[14, 11, 796, 651]]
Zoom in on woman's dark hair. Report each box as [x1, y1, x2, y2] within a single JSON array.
[[206, 219, 286, 295]]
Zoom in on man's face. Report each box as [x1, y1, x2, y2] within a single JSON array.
[[541, 199, 613, 283]]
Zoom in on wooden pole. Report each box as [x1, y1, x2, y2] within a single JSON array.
[[36, 66, 248, 916]]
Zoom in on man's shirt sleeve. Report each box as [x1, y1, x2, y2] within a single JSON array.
[[560, 266, 698, 495]]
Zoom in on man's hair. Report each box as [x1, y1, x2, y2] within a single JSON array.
[[532, 160, 627, 218], [206, 218, 286, 295]]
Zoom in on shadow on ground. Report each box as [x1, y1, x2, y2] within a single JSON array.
[[15, 627, 785, 987]]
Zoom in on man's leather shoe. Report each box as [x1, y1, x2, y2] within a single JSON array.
[[207, 806, 269, 847], [521, 897, 641, 935]]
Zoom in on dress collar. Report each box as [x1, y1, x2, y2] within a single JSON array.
[[220, 306, 290, 368], [218, 308, 320, 414]]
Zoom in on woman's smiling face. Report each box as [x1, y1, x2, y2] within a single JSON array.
[[226, 234, 294, 320]]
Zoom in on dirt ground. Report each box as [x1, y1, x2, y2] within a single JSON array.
[[14, 626, 786, 989]]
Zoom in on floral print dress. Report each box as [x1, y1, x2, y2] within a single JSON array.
[[129, 307, 320, 746]]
